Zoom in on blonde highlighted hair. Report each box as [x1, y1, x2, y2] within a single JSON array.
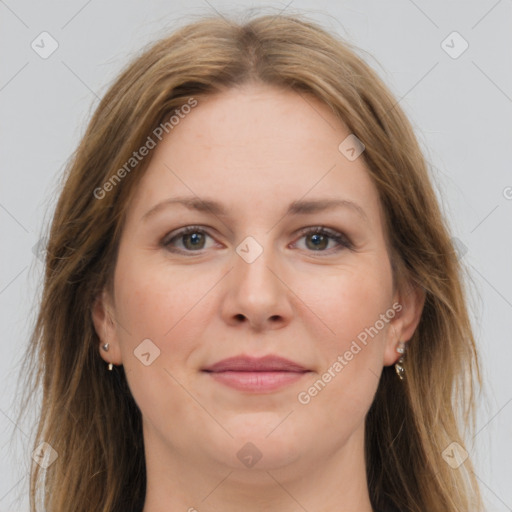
[[17, 11, 484, 512]]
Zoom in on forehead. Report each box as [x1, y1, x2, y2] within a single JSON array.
[[124, 84, 384, 230]]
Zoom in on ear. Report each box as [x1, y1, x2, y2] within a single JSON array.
[[91, 288, 123, 366], [383, 280, 426, 366]]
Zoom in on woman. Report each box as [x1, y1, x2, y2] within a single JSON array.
[[17, 11, 484, 512]]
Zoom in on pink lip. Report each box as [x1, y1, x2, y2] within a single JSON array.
[[202, 355, 311, 393]]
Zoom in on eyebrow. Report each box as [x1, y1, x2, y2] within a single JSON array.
[[141, 195, 368, 223]]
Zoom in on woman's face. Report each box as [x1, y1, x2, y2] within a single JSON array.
[[94, 83, 422, 478]]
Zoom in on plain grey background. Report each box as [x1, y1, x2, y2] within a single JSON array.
[[1, 1, 511, 511]]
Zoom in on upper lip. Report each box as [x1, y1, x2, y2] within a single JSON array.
[[202, 355, 309, 373]]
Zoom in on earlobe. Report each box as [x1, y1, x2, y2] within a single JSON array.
[[91, 289, 110, 340], [397, 282, 426, 343], [100, 342, 114, 371], [91, 289, 122, 366], [384, 282, 426, 366]]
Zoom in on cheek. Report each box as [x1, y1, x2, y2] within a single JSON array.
[[306, 261, 393, 347], [295, 262, 393, 412], [114, 250, 211, 333], [113, 257, 214, 427], [112, 254, 216, 374]]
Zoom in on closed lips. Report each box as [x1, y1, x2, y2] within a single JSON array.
[[202, 356, 310, 373]]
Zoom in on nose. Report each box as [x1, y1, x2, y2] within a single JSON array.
[[220, 239, 293, 332]]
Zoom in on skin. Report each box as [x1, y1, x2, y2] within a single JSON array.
[[93, 82, 424, 512]]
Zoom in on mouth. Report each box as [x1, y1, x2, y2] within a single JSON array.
[[201, 355, 311, 393]]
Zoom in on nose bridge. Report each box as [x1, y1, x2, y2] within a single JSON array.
[[223, 233, 291, 328], [233, 234, 278, 300]]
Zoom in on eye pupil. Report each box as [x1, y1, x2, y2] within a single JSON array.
[[184, 232, 204, 249], [307, 233, 328, 250]]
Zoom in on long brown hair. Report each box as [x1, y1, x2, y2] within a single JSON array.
[[16, 11, 484, 512]]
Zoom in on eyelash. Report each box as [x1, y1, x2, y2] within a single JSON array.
[[161, 225, 353, 255]]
